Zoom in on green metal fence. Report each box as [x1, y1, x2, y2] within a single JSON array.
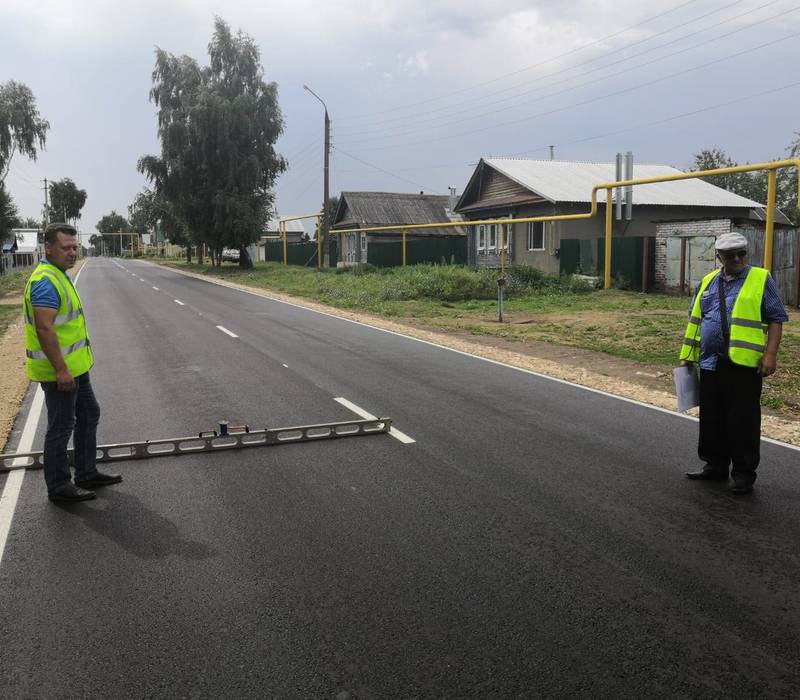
[[561, 237, 655, 290], [367, 238, 467, 268], [263, 241, 319, 266], [597, 236, 655, 290]]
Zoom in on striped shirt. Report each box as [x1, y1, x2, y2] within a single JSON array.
[[688, 265, 788, 370]]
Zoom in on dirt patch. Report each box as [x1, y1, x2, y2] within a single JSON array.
[[0, 314, 28, 453]]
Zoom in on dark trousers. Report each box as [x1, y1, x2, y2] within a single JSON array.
[[41, 372, 101, 492], [698, 359, 762, 485]]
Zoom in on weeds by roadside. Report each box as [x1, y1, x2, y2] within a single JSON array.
[[0, 270, 28, 336]]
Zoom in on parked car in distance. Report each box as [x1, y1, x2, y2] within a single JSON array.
[[222, 247, 240, 262]]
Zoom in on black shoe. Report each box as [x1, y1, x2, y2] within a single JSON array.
[[731, 481, 753, 495], [48, 482, 96, 502], [75, 471, 123, 488], [685, 468, 728, 481]]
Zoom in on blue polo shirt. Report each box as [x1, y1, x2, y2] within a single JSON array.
[[29, 259, 76, 310], [689, 265, 788, 370]]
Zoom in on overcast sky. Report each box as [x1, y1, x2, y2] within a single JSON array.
[[2, 0, 799, 237]]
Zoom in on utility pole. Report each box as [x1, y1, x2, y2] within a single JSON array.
[[304, 84, 331, 266], [323, 108, 330, 265], [549, 145, 554, 160], [42, 178, 49, 226]]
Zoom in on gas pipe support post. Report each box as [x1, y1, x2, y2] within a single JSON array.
[[764, 168, 777, 273], [604, 188, 613, 289]]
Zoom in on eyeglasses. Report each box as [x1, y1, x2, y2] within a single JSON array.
[[720, 249, 747, 260]]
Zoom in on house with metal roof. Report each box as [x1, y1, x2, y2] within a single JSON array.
[[256, 217, 310, 263], [331, 191, 466, 266], [265, 217, 307, 243], [7, 229, 41, 269], [454, 158, 796, 300]]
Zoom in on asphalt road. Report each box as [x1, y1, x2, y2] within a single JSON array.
[[1, 258, 799, 699]]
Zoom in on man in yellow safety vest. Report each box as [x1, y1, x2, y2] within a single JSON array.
[[23, 223, 122, 502], [679, 232, 788, 494]]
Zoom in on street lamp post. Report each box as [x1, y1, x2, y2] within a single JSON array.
[[303, 84, 331, 267]]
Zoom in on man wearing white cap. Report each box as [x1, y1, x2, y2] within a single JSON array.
[[679, 231, 788, 494]]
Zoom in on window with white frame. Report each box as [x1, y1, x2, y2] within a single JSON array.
[[360, 233, 366, 251], [527, 221, 544, 251], [502, 223, 512, 251], [488, 224, 497, 252], [477, 225, 486, 253]]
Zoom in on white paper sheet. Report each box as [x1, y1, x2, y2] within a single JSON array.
[[674, 365, 700, 412]]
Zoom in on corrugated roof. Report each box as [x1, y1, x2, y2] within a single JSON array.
[[483, 158, 766, 208], [334, 192, 464, 235], [266, 218, 305, 233], [12, 229, 39, 253]]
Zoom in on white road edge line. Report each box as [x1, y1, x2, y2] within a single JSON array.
[[174, 299, 184, 305], [334, 397, 415, 444], [149, 263, 800, 454], [216, 325, 239, 338], [0, 389, 43, 567], [0, 261, 89, 568]]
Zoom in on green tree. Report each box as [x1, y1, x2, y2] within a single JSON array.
[[20, 216, 41, 229], [48, 178, 87, 224], [0, 81, 50, 183], [128, 190, 154, 236], [138, 17, 287, 268], [779, 133, 799, 223], [690, 147, 764, 196], [96, 210, 129, 233], [128, 188, 192, 260], [323, 196, 339, 230], [691, 146, 798, 223], [96, 210, 131, 256], [0, 183, 20, 242]]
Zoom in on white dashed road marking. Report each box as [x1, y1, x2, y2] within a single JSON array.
[[152, 286, 159, 291], [174, 299, 184, 306], [334, 397, 415, 444], [216, 325, 239, 338]]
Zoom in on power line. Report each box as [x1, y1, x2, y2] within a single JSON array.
[[337, 0, 752, 133], [331, 79, 800, 188], [335, 27, 800, 153], [333, 146, 443, 194], [337, 0, 776, 139], [284, 78, 800, 207], [281, 136, 323, 162], [337, 0, 702, 121], [529, 79, 800, 152], [281, 146, 322, 176]]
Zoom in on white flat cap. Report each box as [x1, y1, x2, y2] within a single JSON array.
[[715, 232, 748, 251]]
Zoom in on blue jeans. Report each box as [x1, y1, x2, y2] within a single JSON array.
[[41, 372, 101, 491]]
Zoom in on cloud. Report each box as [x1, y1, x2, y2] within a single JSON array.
[[1, 0, 797, 229], [399, 50, 431, 76]]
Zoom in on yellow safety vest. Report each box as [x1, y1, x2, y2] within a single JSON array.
[[679, 266, 769, 368], [23, 262, 94, 382]]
